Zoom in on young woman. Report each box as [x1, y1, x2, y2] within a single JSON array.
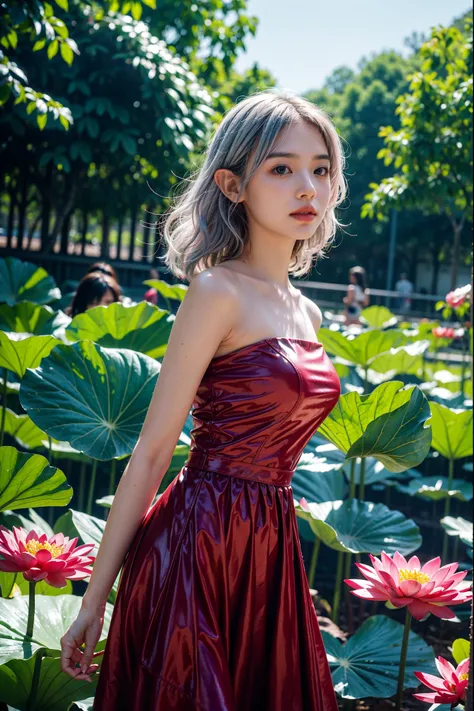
[[60, 91, 346, 711], [343, 265, 370, 325], [65, 271, 121, 317], [84, 261, 120, 284]]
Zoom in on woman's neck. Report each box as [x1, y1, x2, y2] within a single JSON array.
[[234, 241, 295, 290]]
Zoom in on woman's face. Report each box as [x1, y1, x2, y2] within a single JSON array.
[[240, 120, 332, 244], [87, 289, 116, 309]]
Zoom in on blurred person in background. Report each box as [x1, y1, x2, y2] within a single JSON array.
[[85, 261, 119, 283], [143, 267, 159, 305], [65, 272, 122, 317], [343, 265, 370, 325], [395, 272, 413, 315]]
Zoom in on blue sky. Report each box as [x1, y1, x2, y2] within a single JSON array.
[[234, 0, 470, 93]]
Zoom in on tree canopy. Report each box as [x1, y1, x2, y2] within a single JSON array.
[[362, 18, 473, 290], [303, 12, 472, 290]]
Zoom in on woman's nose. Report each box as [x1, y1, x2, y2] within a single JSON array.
[[296, 175, 316, 199]]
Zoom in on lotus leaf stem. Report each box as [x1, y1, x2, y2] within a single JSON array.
[[0, 367, 7, 446], [332, 550, 345, 625], [395, 607, 411, 711], [86, 459, 98, 515], [308, 537, 320, 589]]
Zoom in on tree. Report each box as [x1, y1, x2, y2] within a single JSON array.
[[0, 0, 266, 257], [0, 6, 214, 252], [362, 19, 473, 290], [0, 0, 157, 125]]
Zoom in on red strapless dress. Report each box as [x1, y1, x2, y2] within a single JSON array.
[[93, 337, 341, 711]]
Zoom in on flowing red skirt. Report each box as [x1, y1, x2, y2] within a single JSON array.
[[92, 463, 338, 710]]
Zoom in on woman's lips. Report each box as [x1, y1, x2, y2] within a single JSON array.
[[290, 213, 317, 222]]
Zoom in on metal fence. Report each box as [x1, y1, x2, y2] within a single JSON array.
[[1, 245, 445, 319]]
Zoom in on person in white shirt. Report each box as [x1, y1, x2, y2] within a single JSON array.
[[343, 266, 370, 324], [395, 273, 413, 314]]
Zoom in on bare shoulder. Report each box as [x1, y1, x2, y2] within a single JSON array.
[[188, 266, 240, 303], [300, 293, 323, 333]]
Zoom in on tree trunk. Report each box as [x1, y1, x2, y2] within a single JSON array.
[[26, 214, 41, 250], [129, 208, 138, 261], [80, 210, 88, 256], [116, 215, 124, 260], [430, 248, 441, 295], [6, 184, 16, 249], [39, 165, 53, 252], [60, 210, 73, 254], [450, 219, 463, 291], [101, 210, 110, 258], [17, 169, 28, 249], [43, 176, 77, 254], [141, 208, 150, 262], [409, 245, 419, 290]]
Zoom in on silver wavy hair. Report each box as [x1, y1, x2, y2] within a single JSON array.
[[160, 90, 347, 281]]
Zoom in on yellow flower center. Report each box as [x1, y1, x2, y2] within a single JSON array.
[[25, 539, 63, 558], [459, 673, 469, 682], [398, 568, 430, 584]]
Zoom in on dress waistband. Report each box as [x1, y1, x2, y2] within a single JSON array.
[[184, 450, 294, 487]]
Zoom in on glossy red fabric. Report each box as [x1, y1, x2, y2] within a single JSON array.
[[93, 337, 341, 711]]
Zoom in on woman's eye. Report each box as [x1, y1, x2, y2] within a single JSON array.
[[315, 166, 330, 176], [271, 165, 290, 175]]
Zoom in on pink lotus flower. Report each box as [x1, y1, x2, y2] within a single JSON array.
[[414, 655, 469, 706], [432, 327, 455, 339], [344, 551, 472, 621], [446, 284, 472, 308], [0, 526, 95, 588]]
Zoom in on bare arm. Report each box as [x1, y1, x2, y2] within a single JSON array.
[[81, 269, 238, 611], [343, 285, 354, 305]]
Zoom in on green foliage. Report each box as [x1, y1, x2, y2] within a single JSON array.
[[362, 20, 473, 288], [143, 279, 188, 303], [0, 257, 60, 306], [0, 302, 69, 336], [0, 653, 97, 711], [359, 305, 398, 329], [0, 593, 112, 664], [292, 454, 347, 504], [363, 21, 473, 222], [0, 446, 72, 512], [295, 499, 422, 555], [317, 328, 406, 367], [0, 0, 78, 123], [452, 638, 471, 664], [322, 615, 435, 699], [20, 341, 160, 460], [3, 404, 49, 449], [430, 402, 473, 459], [0, 333, 61, 378], [396, 475, 473, 502], [440, 516, 473, 548], [368, 340, 430, 379], [318, 382, 432, 472], [65, 301, 173, 358]]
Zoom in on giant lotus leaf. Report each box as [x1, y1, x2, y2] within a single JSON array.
[[20, 341, 160, 460], [318, 381, 432, 472]]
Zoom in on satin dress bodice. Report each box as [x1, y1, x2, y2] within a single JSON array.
[[187, 336, 341, 485]]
